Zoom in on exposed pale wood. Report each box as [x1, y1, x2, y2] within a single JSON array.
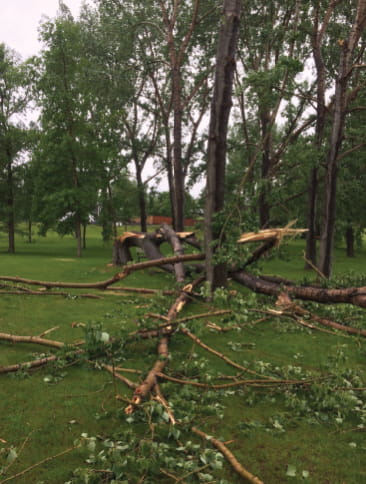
[[0, 333, 64, 349]]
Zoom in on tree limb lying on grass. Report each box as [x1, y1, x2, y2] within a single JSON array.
[[192, 427, 265, 484], [0, 253, 205, 290], [231, 270, 366, 310]]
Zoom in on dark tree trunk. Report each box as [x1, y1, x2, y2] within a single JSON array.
[[204, 0, 242, 291], [172, 67, 185, 232], [346, 225, 354, 257], [318, 0, 366, 277], [135, 162, 147, 233], [83, 224, 87, 250], [231, 270, 366, 310], [6, 159, 15, 254], [75, 214, 82, 258], [259, 113, 271, 229], [305, 5, 327, 269], [28, 220, 32, 244], [304, 167, 318, 268]]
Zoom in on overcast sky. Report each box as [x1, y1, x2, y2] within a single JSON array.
[[1, 1, 90, 59]]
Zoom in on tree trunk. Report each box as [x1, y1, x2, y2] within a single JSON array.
[[346, 225, 354, 257], [75, 214, 82, 258], [83, 223, 87, 250], [172, 66, 185, 232], [6, 159, 15, 254], [259, 112, 271, 228], [135, 161, 147, 233], [28, 219, 32, 244], [204, 0, 242, 292], [318, 0, 366, 277], [304, 167, 318, 268], [305, 4, 327, 269]]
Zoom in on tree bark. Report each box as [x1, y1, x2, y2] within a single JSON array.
[[6, 155, 15, 254], [135, 162, 147, 233], [158, 223, 185, 282], [346, 225, 355, 257], [231, 270, 366, 309], [204, 0, 242, 291], [319, 0, 366, 277]]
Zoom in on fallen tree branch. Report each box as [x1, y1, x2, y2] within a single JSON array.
[[105, 286, 176, 296], [0, 355, 58, 375], [154, 384, 177, 425], [156, 372, 312, 389], [101, 364, 138, 390], [180, 328, 274, 379], [0, 332, 65, 349], [0, 253, 205, 291], [231, 270, 366, 310], [125, 279, 203, 414], [0, 290, 101, 298], [0, 443, 80, 484], [275, 293, 366, 337], [192, 427, 264, 484]]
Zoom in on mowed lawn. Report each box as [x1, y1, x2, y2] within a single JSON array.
[[0, 226, 365, 483]]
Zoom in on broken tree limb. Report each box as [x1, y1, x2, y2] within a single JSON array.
[[0, 253, 205, 291], [0, 333, 65, 349], [159, 224, 185, 282], [124, 279, 203, 414], [180, 328, 274, 379], [237, 225, 307, 246], [105, 286, 176, 296], [0, 355, 58, 374], [231, 270, 366, 309], [275, 293, 366, 337], [101, 364, 138, 390], [156, 372, 313, 389], [0, 290, 101, 298], [192, 427, 264, 484]]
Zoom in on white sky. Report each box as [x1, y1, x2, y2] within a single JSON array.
[[0, 0, 90, 59]]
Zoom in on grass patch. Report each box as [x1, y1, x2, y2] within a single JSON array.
[[0, 228, 365, 483]]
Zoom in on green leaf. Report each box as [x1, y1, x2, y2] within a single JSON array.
[[302, 470, 310, 479], [6, 448, 18, 464], [286, 464, 297, 477]]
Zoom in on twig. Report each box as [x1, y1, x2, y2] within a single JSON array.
[[0, 444, 80, 483], [101, 364, 138, 389], [154, 384, 177, 425], [180, 328, 274, 380], [303, 251, 326, 279], [2, 430, 34, 475], [192, 427, 264, 484], [38, 326, 59, 338]]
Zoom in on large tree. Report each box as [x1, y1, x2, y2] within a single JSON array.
[[0, 44, 31, 253], [34, 5, 100, 256], [318, 0, 366, 277], [204, 0, 242, 291]]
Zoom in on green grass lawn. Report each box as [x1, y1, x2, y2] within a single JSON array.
[[0, 227, 365, 483]]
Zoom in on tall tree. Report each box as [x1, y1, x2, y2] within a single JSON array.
[[204, 0, 242, 291], [34, 5, 99, 256], [319, 0, 366, 277], [0, 44, 31, 253]]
